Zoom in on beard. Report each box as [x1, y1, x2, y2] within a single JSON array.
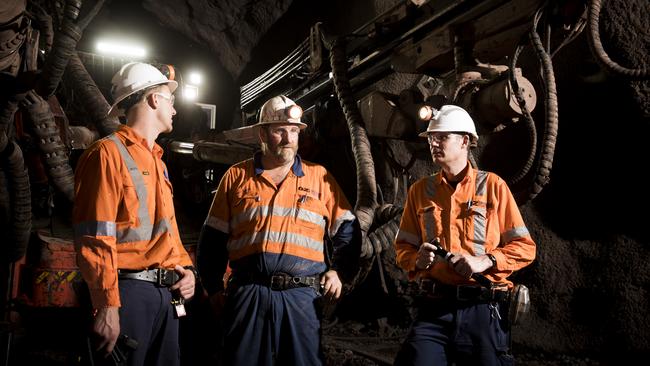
[[261, 142, 297, 164]]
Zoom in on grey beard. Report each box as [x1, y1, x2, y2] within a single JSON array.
[[261, 142, 295, 163]]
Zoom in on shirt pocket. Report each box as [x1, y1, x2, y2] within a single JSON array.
[[463, 200, 492, 248], [231, 188, 264, 232], [416, 204, 442, 243], [119, 172, 145, 226], [294, 193, 327, 231]]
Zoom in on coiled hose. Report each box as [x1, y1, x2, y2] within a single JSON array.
[[0, 141, 31, 261], [22, 91, 75, 201], [325, 36, 378, 258], [587, 0, 649, 79], [64, 53, 119, 137], [527, 12, 559, 202], [508, 43, 538, 185], [36, 0, 82, 97]]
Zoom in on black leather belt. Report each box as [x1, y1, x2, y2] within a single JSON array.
[[418, 279, 509, 302], [231, 272, 321, 291], [118, 269, 180, 287]]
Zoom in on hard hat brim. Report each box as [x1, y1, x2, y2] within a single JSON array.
[[256, 120, 308, 130], [107, 80, 178, 117]]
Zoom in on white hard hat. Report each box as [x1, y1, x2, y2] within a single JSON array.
[[107, 62, 178, 117], [419, 105, 478, 142], [257, 95, 307, 129]]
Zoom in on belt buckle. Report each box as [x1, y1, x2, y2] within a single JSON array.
[[157, 269, 176, 287], [156, 269, 166, 287], [270, 275, 285, 290]]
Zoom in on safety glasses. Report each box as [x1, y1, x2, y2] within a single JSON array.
[[153, 92, 175, 106]]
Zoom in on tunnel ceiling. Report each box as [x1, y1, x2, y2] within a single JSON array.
[[141, 0, 294, 78]]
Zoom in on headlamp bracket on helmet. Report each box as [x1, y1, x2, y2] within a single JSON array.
[[286, 104, 303, 120]]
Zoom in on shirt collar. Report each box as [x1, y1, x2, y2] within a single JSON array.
[[253, 151, 304, 177], [434, 161, 474, 187], [117, 124, 164, 158]]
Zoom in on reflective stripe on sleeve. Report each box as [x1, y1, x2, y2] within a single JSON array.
[[74, 221, 116, 238], [330, 210, 355, 237], [501, 226, 530, 243], [205, 216, 229, 233], [395, 229, 420, 246]]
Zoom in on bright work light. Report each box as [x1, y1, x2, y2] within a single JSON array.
[[96, 40, 146, 58]]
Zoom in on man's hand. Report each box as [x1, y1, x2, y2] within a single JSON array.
[[169, 265, 196, 301], [448, 254, 493, 278], [415, 241, 438, 270], [93, 307, 120, 356], [320, 270, 342, 300]]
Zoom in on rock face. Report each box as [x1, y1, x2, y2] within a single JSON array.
[[142, 0, 294, 78], [130, 0, 650, 361]]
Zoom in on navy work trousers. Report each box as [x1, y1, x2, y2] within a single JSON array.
[[222, 284, 323, 366], [394, 301, 513, 366], [118, 279, 180, 366]]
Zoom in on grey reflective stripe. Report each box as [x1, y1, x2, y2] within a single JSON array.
[[231, 205, 326, 230], [501, 226, 530, 243], [108, 134, 162, 243], [330, 210, 355, 237], [475, 170, 488, 196], [396, 229, 420, 246], [422, 177, 437, 243], [152, 218, 172, 237], [74, 221, 116, 238], [423, 209, 436, 243], [205, 216, 229, 233], [472, 170, 489, 254], [472, 206, 487, 255], [295, 206, 326, 229], [116, 219, 171, 243], [227, 230, 323, 253]]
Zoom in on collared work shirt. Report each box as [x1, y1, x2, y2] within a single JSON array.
[[394, 165, 536, 287], [204, 153, 355, 276], [73, 125, 192, 308]]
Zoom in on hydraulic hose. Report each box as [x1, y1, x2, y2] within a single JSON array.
[[508, 43, 538, 185], [64, 53, 119, 137], [0, 141, 32, 261], [29, 2, 54, 54], [36, 0, 83, 98], [527, 12, 559, 202], [325, 36, 378, 254], [22, 91, 75, 201], [587, 0, 649, 79]]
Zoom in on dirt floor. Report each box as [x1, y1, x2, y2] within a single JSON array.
[[322, 319, 605, 366]]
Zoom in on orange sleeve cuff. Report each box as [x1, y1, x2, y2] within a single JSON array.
[[89, 288, 121, 309]]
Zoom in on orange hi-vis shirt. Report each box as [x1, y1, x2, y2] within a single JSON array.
[[73, 125, 192, 308], [394, 164, 536, 287], [205, 154, 355, 274]]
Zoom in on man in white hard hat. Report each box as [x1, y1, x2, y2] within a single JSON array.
[[197, 95, 360, 365], [393, 105, 536, 365], [73, 62, 196, 365]]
